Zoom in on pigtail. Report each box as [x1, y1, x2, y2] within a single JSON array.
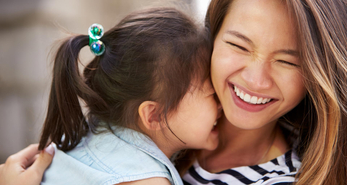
[[39, 35, 106, 151]]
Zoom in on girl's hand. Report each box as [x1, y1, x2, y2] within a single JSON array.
[[0, 144, 54, 185]]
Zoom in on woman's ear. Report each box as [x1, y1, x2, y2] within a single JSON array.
[[138, 101, 163, 130]]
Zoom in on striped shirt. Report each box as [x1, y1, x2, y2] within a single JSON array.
[[182, 150, 301, 185]]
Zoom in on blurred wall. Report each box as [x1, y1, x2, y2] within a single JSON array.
[[0, 0, 210, 163]]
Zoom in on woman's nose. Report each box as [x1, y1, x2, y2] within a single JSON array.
[[241, 62, 273, 91]]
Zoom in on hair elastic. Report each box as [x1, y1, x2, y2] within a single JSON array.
[[88, 23, 105, 56]]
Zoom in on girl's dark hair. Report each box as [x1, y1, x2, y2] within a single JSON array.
[[39, 7, 212, 151]]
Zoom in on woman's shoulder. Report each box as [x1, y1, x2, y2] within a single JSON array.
[[182, 150, 301, 185]]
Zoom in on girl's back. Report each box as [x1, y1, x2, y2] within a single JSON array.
[[42, 128, 179, 185]]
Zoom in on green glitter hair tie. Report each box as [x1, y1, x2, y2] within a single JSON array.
[[88, 23, 105, 56]]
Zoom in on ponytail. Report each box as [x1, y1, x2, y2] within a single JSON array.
[[39, 35, 107, 151]]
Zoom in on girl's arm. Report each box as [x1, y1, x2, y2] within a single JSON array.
[[0, 144, 54, 185], [117, 177, 171, 185]]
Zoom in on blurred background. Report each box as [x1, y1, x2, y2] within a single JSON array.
[[0, 0, 211, 163]]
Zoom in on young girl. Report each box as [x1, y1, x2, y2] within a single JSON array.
[[38, 7, 220, 185]]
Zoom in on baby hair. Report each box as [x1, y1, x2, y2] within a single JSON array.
[[39, 7, 211, 151]]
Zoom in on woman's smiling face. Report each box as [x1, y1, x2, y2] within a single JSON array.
[[211, 0, 306, 129]]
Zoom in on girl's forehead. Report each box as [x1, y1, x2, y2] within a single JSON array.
[[186, 78, 210, 92]]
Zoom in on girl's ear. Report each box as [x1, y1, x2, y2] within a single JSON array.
[[138, 101, 163, 130]]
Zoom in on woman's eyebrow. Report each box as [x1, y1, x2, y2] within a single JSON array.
[[226, 30, 299, 57], [273, 49, 299, 57], [225, 30, 254, 46]]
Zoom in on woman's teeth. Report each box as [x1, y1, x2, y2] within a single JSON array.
[[234, 86, 271, 104]]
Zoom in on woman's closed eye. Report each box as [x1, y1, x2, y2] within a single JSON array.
[[277, 60, 300, 67], [226, 42, 249, 53]]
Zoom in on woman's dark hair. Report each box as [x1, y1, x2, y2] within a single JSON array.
[[39, 7, 212, 151], [204, 0, 232, 43], [204, 0, 347, 184]]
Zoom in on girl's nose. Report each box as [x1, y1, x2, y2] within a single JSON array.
[[214, 94, 223, 119]]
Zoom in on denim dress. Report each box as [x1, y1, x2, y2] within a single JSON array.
[[41, 127, 183, 185]]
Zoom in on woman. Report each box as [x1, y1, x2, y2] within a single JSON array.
[[0, 144, 54, 185], [180, 0, 347, 184], [2, 0, 347, 184]]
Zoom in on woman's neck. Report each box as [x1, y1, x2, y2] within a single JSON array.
[[198, 115, 289, 173]]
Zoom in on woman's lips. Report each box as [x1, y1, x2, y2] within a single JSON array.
[[229, 83, 277, 112]]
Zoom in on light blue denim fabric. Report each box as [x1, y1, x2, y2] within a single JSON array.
[[41, 127, 183, 185]]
